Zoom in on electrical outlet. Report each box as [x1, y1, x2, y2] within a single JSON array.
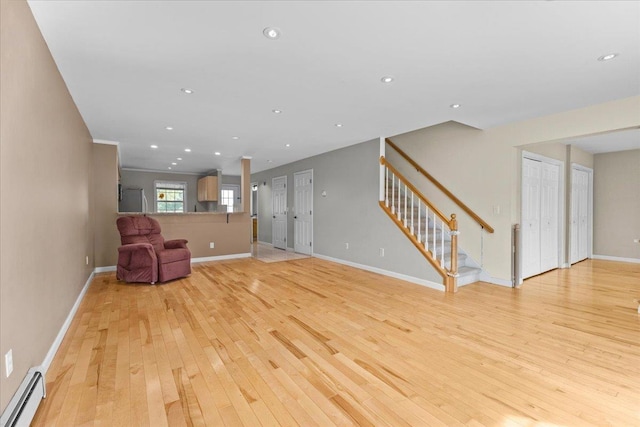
[[209, 242, 215, 249], [345, 243, 349, 249], [5, 349, 13, 378], [379, 248, 385, 257]]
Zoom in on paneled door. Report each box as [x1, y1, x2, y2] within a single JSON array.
[[272, 176, 287, 250], [522, 158, 542, 279], [294, 170, 313, 255], [521, 155, 561, 279], [570, 167, 591, 264]]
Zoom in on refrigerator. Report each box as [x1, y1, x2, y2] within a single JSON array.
[[119, 188, 148, 212]]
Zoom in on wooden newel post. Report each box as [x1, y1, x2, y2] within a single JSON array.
[[448, 213, 458, 293]]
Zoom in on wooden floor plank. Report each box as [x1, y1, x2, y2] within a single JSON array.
[[33, 258, 640, 426]]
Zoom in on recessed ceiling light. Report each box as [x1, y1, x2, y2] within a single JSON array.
[[381, 76, 394, 83], [272, 109, 282, 114], [450, 104, 461, 109], [232, 136, 239, 140], [171, 162, 177, 165], [165, 126, 173, 131], [181, 88, 194, 94], [214, 152, 221, 156], [176, 157, 182, 160], [263, 27, 281, 40], [168, 167, 172, 170], [267, 160, 273, 163], [335, 123, 343, 127], [150, 145, 158, 149], [184, 148, 191, 152], [597, 53, 618, 61], [285, 144, 291, 147]]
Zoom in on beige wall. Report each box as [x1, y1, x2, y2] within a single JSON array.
[[593, 150, 640, 260], [93, 143, 120, 267], [391, 96, 638, 281], [0, 0, 93, 412]]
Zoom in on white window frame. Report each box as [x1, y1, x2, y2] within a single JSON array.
[[221, 184, 240, 213], [154, 180, 187, 213]]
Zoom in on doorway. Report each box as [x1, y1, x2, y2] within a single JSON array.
[[521, 152, 564, 279], [570, 165, 593, 264], [272, 176, 287, 250], [293, 170, 313, 255]]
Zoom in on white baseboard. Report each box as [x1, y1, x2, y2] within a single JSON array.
[[41, 271, 94, 374], [479, 271, 513, 288], [313, 253, 445, 292], [192, 253, 252, 263], [592, 254, 640, 264], [94, 265, 116, 273]]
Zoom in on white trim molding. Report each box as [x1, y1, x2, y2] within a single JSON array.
[[192, 253, 252, 263], [592, 254, 640, 264], [41, 271, 94, 373], [94, 265, 116, 273], [479, 271, 514, 288], [313, 253, 445, 292]]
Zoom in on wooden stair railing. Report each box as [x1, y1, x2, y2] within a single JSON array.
[[380, 156, 458, 293], [385, 138, 494, 234]]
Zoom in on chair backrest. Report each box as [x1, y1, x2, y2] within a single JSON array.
[[116, 216, 165, 253]]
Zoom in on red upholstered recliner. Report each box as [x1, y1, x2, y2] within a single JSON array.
[[116, 216, 191, 284]]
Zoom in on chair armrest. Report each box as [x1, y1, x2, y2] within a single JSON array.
[[118, 243, 154, 253], [164, 239, 188, 249]]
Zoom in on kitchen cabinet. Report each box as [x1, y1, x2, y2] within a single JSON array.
[[197, 176, 218, 202]]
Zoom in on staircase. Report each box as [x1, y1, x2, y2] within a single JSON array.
[[379, 139, 491, 292]]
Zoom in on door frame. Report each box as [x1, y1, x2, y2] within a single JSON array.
[[293, 169, 313, 255], [251, 181, 258, 243], [520, 151, 565, 282], [570, 163, 594, 263], [272, 175, 287, 250]]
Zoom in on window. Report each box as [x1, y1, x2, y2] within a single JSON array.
[[155, 181, 186, 213], [220, 184, 240, 213]]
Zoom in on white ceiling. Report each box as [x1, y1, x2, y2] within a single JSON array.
[[564, 127, 640, 154], [28, 1, 640, 175]]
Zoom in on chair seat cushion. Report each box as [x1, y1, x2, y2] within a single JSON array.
[[157, 248, 190, 264]]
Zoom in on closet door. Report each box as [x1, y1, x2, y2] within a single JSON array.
[[571, 168, 590, 263], [540, 162, 560, 273], [522, 158, 542, 279]]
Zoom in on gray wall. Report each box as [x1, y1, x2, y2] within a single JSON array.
[[252, 140, 443, 284], [120, 169, 241, 213], [593, 149, 640, 259]]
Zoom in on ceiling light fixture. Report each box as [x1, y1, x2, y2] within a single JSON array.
[[597, 53, 618, 61], [214, 152, 221, 156], [335, 123, 343, 128], [232, 136, 239, 140], [150, 145, 158, 149], [168, 167, 172, 170], [263, 27, 281, 40], [450, 104, 461, 109], [272, 109, 282, 114], [165, 126, 173, 131], [267, 160, 273, 163], [381, 76, 394, 83], [181, 88, 194, 94], [171, 162, 177, 165], [285, 144, 291, 147], [176, 157, 182, 160], [184, 148, 191, 152]]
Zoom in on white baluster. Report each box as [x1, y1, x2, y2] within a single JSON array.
[[397, 181, 402, 220], [432, 211, 436, 259], [410, 193, 414, 235], [440, 218, 445, 267], [385, 167, 389, 207], [424, 206, 428, 249], [417, 200, 421, 244], [391, 174, 395, 214], [404, 184, 408, 226]]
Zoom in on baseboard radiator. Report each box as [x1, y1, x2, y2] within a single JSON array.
[[0, 367, 46, 427]]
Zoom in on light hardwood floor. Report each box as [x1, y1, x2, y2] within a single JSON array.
[[33, 258, 640, 426]]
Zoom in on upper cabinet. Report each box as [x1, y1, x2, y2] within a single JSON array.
[[197, 176, 218, 201]]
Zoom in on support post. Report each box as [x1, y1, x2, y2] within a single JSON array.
[[447, 214, 459, 293], [379, 137, 385, 202]]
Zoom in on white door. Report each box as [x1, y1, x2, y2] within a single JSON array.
[[522, 158, 542, 279], [570, 167, 591, 264], [272, 176, 287, 250], [294, 170, 313, 255], [540, 162, 560, 273]]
